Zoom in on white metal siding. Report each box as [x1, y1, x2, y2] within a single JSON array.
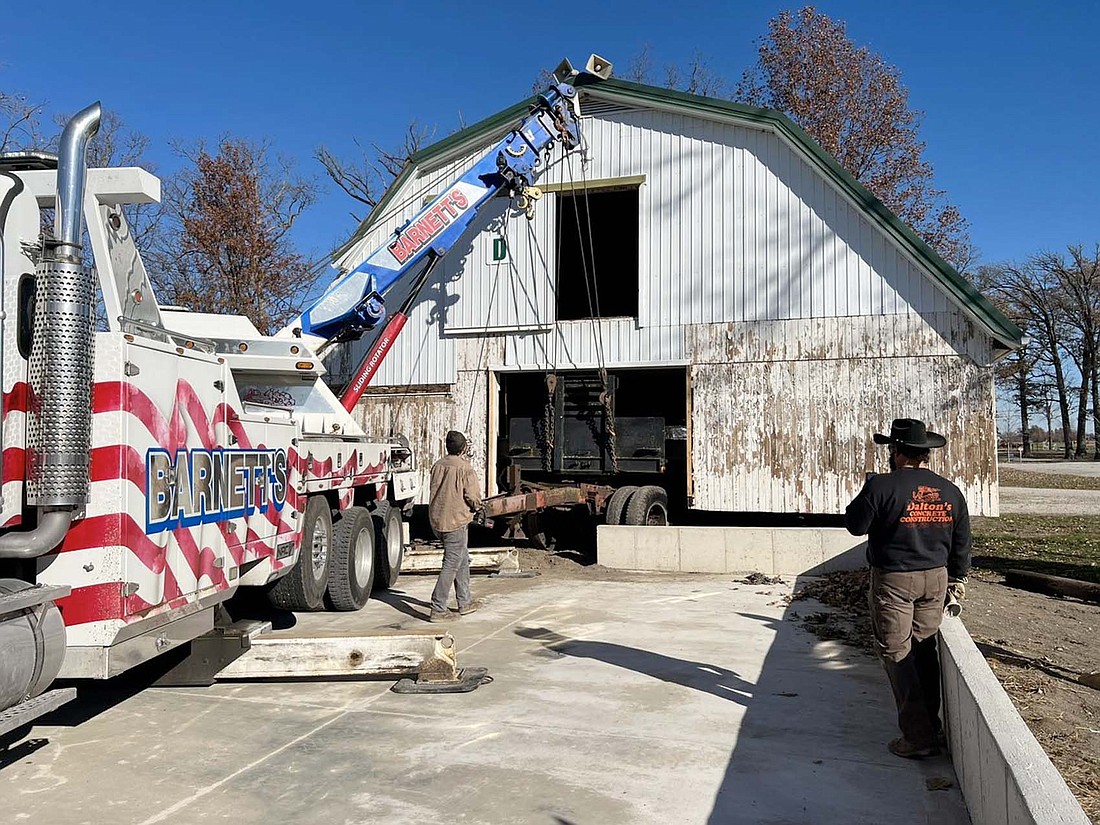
[[337, 101, 962, 385]]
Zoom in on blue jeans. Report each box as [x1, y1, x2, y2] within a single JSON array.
[[431, 527, 471, 613]]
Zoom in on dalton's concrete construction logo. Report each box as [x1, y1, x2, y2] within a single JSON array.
[[146, 448, 289, 534]]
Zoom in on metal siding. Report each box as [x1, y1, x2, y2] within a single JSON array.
[[337, 106, 973, 386]]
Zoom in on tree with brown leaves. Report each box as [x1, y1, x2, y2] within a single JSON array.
[[737, 6, 971, 271], [148, 139, 319, 334]]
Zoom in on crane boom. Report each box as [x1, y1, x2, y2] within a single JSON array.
[[293, 55, 613, 410]]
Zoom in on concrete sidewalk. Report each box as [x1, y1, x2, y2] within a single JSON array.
[[1, 574, 968, 824]]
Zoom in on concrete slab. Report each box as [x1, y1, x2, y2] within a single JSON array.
[[1, 574, 969, 825]]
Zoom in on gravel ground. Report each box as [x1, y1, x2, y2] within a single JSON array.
[[999, 487, 1100, 516], [1003, 460, 1100, 478]]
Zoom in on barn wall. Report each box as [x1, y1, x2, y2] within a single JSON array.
[[351, 337, 500, 504], [335, 101, 965, 389], [688, 314, 998, 516]]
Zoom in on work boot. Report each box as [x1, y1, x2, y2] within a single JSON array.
[[888, 737, 938, 759], [458, 599, 484, 616], [429, 610, 458, 623]]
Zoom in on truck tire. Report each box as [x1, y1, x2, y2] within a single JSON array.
[[623, 485, 669, 526], [326, 506, 375, 611], [604, 485, 638, 526], [373, 502, 405, 591], [268, 495, 333, 611]]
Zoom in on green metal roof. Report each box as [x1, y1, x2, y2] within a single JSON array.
[[335, 75, 1022, 349]]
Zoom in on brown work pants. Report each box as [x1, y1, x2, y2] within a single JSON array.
[[868, 567, 948, 747]]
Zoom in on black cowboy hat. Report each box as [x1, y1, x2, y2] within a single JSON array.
[[872, 418, 946, 449]]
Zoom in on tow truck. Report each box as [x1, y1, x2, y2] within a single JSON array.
[[0, 55, 612, 738]]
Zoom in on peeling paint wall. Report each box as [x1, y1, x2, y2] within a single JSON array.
[[688, 313, 998, 516]]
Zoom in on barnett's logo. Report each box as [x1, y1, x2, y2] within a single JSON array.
[[388, 189, 470, 264], [146, 448, 289, 534]]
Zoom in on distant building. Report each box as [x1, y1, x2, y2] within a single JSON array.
[[330, 76, 1022, 516]]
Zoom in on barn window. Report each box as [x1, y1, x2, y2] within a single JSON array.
[[555, 187, 639, 320]]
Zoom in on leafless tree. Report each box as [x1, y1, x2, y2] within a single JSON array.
[[737, 6, 971, 270], [316, 121, 435, 223], [978, 261, 1074, 457], [1041, 246, 1100, 457], [147, 138, 320, 334], [0, 89, 44, 153]]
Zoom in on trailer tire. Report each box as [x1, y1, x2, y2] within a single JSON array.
[[523, 511, 558, 552], [326, 506, 375, 611], [623, 485, 669, 526], [268, 495, 332, 612], [604, 485, 639, 526], [373, 502, 405, 591]]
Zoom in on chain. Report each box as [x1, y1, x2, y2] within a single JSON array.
[[541, 373, 558, 472], [599, 368, 618, 474]]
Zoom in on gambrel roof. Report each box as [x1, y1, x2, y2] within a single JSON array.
[[335, 75, 1022, 350]]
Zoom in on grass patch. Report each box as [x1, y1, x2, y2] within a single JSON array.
[[1000, 467, 1100, 490], [972, 514, 1100, 583]]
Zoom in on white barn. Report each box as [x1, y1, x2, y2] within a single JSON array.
[[329, 76, 1021, 517]]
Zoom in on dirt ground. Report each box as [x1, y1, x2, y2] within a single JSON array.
[[961, 572, 1100, 822]]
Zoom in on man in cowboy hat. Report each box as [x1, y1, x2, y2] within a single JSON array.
[[846, 418, 971, 759]]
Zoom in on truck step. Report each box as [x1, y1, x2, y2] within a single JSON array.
[[0, 584, 71, 618], [0, 687, 77, 739]]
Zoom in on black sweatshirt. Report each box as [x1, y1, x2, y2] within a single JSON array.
[[845, 467, 971, 580]]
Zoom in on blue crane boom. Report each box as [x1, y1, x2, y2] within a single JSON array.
[[295, 55, 613, 409]]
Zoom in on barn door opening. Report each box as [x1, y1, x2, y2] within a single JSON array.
[[496, 367, 688, 507]]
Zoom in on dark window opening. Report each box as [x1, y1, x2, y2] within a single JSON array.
[[555, 188, 639, 320]]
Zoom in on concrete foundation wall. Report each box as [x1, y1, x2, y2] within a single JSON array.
[[597, 525, 868, 575], [939, 617, 1089, 824]]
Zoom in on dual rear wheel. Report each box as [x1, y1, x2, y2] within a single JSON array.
[[604, 485, 669, 527], [268, 495, 406, 612]]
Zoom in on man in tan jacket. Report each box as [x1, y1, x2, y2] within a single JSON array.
[[428, 430, 483, 622]]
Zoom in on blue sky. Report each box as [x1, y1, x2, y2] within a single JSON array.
[[2, 0, 1097, 273]]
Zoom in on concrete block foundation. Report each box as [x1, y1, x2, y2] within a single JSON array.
[[598, 525, 867, 576]]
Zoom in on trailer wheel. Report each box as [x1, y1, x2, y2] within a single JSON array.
[[523, 511, 558, 552], [268, 495, 332, 611], [373, 502, 405, 591], [326, 506, 375, 611], [604, 485, 639, 525], [623, 485, 669, 526]]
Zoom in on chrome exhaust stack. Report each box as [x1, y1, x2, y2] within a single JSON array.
[[0, 102, 101, 558]]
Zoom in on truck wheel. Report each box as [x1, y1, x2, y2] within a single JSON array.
[[623, 485, 669, 526], [268, 495, 332, 611], [373, 502, 405, 591], [523, 511, 557, 552], [604, 485, 638, 525], [326, 506, 375, 611]]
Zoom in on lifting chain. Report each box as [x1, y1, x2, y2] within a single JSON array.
[[541, 373, 558, 472], [598, 368, 619, 475]]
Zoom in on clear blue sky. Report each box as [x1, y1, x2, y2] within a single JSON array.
[[2, 0, 1097, 271]]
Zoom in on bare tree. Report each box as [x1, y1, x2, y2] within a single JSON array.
[[664, 51, 727, 97], [0, 89, 44, 153], [619, 45, 727, 97], [148, 138, 319, 334], [737, 6, 970, 269], [1043, 245, 1100, 457], [316, 121, 435, 223], [978, 261, 1074, 457]]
